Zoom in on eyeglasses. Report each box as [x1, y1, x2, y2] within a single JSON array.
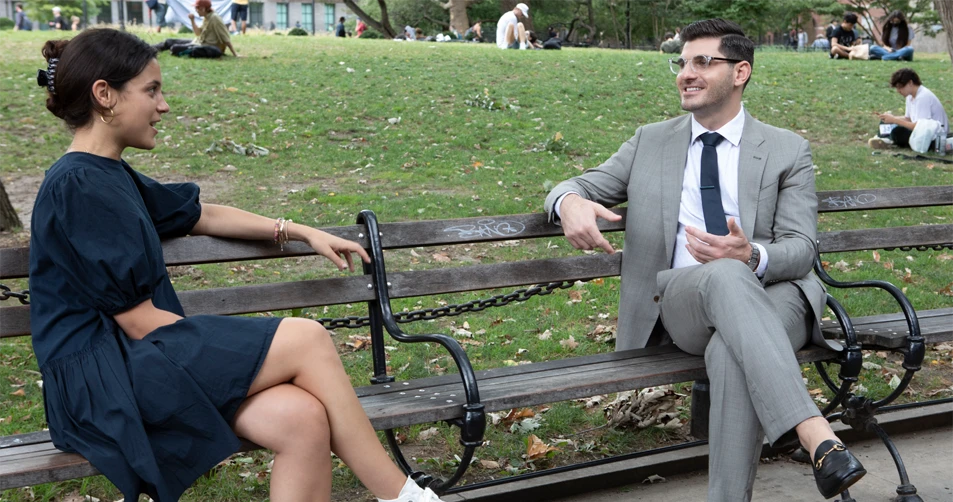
[[669, 55, 743, 75]]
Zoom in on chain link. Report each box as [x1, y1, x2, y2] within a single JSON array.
[[312, 280, 579, 329], [0, 284, 30, 305], [0, 280, 578, 328]]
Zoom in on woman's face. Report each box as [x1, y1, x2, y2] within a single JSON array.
[[111, 59, 169, 151]]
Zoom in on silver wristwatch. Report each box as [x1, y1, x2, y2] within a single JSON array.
[[746, 245, 761, 272]]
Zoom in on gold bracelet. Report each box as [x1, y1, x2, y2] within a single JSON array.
[[278, 218, 293, 251]]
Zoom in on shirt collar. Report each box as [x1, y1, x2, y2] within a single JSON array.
[[691, 106, 746, 147]]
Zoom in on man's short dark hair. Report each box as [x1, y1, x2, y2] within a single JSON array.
[[843, 12, 858, 24], [16, 2, 23, 8], [339, 16, 345, 22], [681, 18, 754, 87], [890, 68, 921, 88]]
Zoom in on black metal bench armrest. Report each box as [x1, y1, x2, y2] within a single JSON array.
[[356, 210, 485, 494], [813, 250, 924, 408]]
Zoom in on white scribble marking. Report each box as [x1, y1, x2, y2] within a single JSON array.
[[443, 219, 526, 239], [821, 194, 877, 209]]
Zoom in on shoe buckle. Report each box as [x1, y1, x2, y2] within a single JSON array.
[[814, 442, 845, 470]]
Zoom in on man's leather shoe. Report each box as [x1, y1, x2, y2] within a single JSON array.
[[812, 440, 866, 499]]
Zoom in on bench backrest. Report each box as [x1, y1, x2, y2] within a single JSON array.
[[2, 186, 950, 339]]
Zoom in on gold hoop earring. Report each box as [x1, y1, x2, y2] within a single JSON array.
[[100, 107, 114, 125]]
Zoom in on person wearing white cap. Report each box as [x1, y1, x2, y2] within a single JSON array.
[[49, 6, 68, 30], [496, 3, 529, 50]]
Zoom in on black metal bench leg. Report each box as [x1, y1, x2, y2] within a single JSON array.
[[690, 379, 710, 440], [868, 420, 924, 502]]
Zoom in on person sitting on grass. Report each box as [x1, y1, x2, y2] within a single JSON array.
[[34, 27, 446, 502], [153, 0, 237, 58], [496, 2, 529, 50], [870, 68, 949, 152], [869, 10, 914, 61], [829, 12, 860, 59]]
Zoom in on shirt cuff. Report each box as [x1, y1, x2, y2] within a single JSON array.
[[553, 191, 579, 221], [753, 243, 768, 277]]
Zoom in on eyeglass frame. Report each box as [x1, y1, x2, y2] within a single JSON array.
[[669, 55, 744, 75]]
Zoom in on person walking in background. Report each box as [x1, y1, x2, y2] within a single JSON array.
[[356, 19, 367, 37], [14, 3, 30, 31], [148, 0, 169, 34], [336, 16, 346, 38], [49, 6, 68, 30], [496, 2, 529, 50], [546, 18, 867, 501], [229, 0, 248, 35], [869, 11, 914, 61], [870, 68, 949, 152]]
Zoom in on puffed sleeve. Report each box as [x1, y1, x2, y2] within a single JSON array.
[[38, 168, 161, 315], [125, 163, 202, 239]]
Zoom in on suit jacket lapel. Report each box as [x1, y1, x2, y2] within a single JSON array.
[[662, 116, 692, 266], [738, 112, 768, 239]]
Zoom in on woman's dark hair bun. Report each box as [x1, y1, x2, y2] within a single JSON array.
[[40, 29, 156, 130]]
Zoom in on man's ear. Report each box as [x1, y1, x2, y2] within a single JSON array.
[[90, 79, 117, 109], [735, 61, 752, 88]]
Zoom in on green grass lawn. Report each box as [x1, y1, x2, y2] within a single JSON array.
[[1, 29, 951, 501]]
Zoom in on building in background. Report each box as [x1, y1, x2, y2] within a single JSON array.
[[0, 0, 350, 34]]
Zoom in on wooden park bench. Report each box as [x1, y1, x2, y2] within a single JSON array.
[[1, 185, 951, 499]]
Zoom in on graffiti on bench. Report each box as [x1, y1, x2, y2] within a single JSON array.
[[443, 220, 526, 239]]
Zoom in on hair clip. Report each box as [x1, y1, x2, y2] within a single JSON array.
[[36, 58, 58, 94]]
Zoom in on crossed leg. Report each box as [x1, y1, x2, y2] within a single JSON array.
[[232, 317, 407, 502]]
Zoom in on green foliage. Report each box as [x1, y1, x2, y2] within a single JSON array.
[[0, 18, 14, 30], [359, 29, 384, 39], [178, 25, 193, 34], [288, 27, 309, 36], [25, 0, 109, 25]]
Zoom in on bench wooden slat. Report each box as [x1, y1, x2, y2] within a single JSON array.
[[4, 186, 948, 280], [356, 345, 836, 430], [820, 308, 953, 349], [816, 186, 953, 212], [817, 224, 953, 253]]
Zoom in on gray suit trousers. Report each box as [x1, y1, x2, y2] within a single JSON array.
[[656, 259, 820, 502]]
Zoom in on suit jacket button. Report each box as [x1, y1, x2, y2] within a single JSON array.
[[653, 295, 660, 303]]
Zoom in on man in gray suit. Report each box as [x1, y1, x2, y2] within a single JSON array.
[[545, 19, 865, 501]]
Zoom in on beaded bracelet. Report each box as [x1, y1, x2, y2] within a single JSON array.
[[274, 217, 284, 245], [278, 218, 293, 251]]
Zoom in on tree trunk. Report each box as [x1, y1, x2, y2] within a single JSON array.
[[445, 0, 471, 36], [0, 180, 22, 232], [938, 0, 953, 69], [342, 0, 396, 38]]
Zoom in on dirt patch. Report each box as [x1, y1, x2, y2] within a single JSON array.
[[0, 171, 233, 249]]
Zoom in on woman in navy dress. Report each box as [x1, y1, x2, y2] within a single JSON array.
[[32, 28, 444, 502]]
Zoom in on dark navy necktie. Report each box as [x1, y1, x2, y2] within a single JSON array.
[[699, 132, 729, 236]]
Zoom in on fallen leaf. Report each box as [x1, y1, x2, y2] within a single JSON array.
[[642, 474, 667, 484], [568, 290, 583, 302], [432, 253, 451, 263], [480, 460, 501, 469], [872, 250, 880, 263], [560, 335, 579, 350], [524, 434, 558, 460], [10, 389, 25, 397], [538, 329, 552, 340], [418, 427, 440, 440], [503, 408, 535, 424]]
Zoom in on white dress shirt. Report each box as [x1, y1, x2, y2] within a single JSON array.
[[557, 106, 768, 276]]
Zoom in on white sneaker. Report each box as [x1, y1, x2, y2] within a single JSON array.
[[519, 42, 528, 50], [378, 477, 446, 502]]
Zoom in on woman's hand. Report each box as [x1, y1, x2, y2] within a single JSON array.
[[297, 225, 371, 272]]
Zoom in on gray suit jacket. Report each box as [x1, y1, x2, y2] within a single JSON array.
[[545, 111, 829, 351]]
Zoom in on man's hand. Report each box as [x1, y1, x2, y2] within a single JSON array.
[[559, 194, 622, 254], [685, 217, 752, 264], [188, 12, 195, 20], [878, 112, 899, 124]]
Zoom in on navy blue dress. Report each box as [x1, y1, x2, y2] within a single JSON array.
[[29, 153, 281, 501]]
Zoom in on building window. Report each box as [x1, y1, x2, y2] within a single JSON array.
[[276, 3, 288, 30], [300, 3, 312, 32], [324, 3, 334, 32], [125, 1, 143, 25], [249, 2, 263, 28]]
